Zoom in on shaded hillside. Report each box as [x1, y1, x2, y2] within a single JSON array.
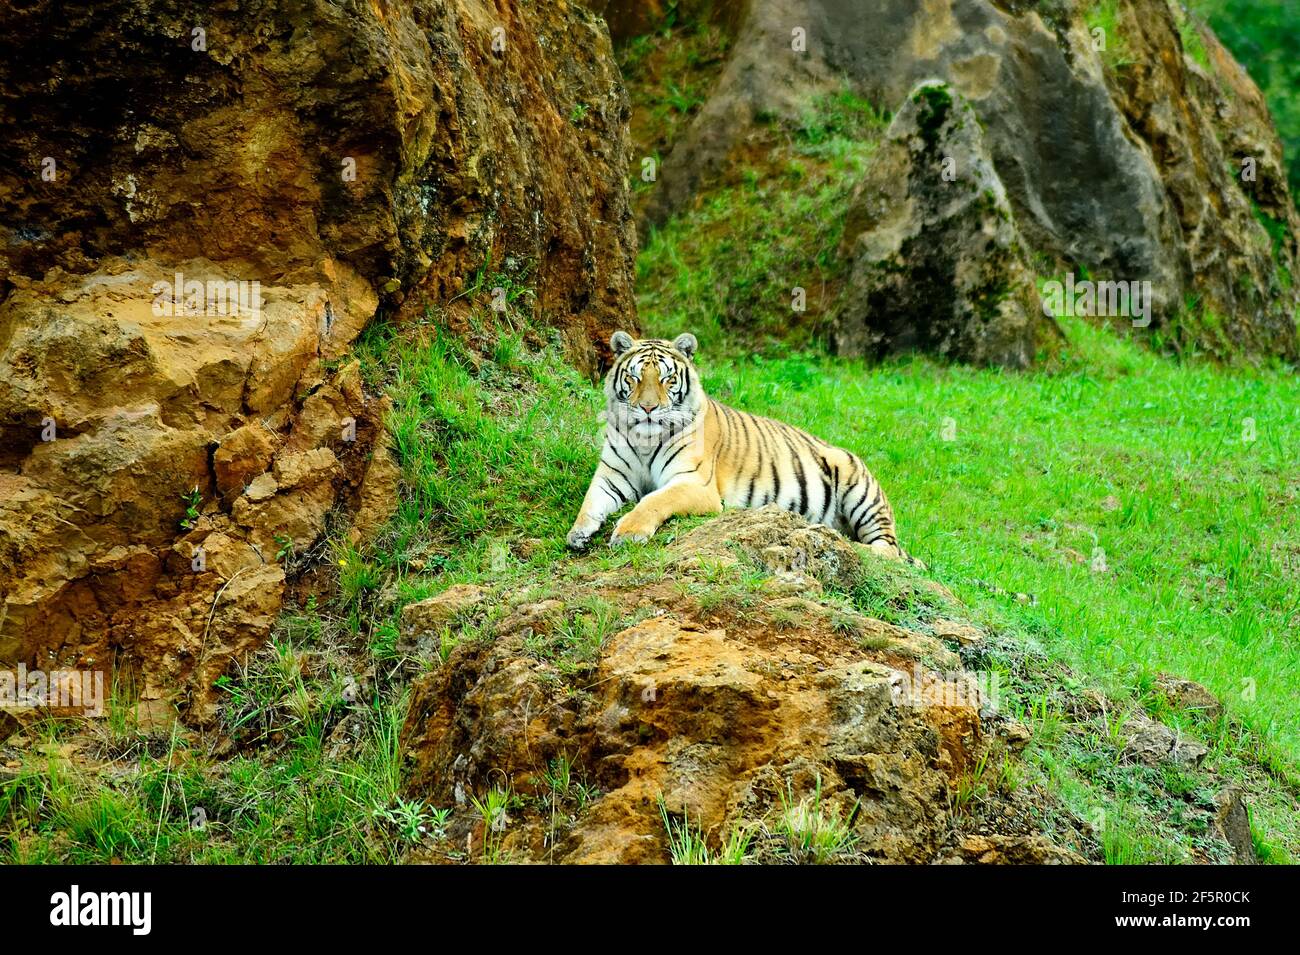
[[613, 0, 1300, 363]]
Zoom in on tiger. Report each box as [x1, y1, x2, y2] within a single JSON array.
[[566, 331, 915, 562]]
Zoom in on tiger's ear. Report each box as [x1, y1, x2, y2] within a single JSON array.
[[610, 330, 635, 356], [673, 332, 698, 360]]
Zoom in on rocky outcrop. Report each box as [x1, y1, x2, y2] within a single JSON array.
[[0, 280, 386, 720], [832, 81, 1046, 366], [401, 584, 487, 643], [1214, 788, 1258, 865], [0, 0, 639, 720], [1154, 672, 1223, 721], [401, 507, 1096, 864], [1101, 3, 1298, 357], [618, 0, 1299, 362], [1, 0, 637, 366]]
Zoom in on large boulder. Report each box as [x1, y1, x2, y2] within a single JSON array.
[[832, 81, 1045, 366], [400, 509, 1095, 864], [0, 0, 639, 721], [399, 509, 1253, 865], [620, 0, 1299, 362]]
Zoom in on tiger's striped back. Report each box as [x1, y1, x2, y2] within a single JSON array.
[[706, 398, 903, 555]]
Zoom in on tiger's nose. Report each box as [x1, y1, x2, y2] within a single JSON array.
[[640, 403, 656, 413]]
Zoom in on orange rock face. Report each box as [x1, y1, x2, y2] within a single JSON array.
[[0, 0, 638, 720]]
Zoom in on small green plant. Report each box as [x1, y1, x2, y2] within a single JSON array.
[[1102, 812, 1184, 865], [830, 610, 862, 636], [1248, 805, 1290, 864], [491, 331, 523, 369], [543, 755, 575, 802], [179, 486, 202, 530], [372, 797, 433, 843], [1177, 7, 1212, 71], [538, 755, 598, 859], [469, 786, 513, 864], [1028, 693, 1065, 748], [663, 81, 703, 115], [769, 605, 804, 631], [953, 751, 992, 815], [794, 90, 885, 151], [335, 542, 381, 611], [60, 790, 145, 860], [773, 777, 859, 864], [658, 799, 750, 865], [525, 598, 620, 671], [214, 639, 343, 744], [1084, 0, 1135, 70], [994, 755, 1022, 795], [660, 801, 712, 865], [716, 825, 754, 865], [1103, 709, 1130, 753], [428, 807, 453, 839], [435, 627, 459, 664]]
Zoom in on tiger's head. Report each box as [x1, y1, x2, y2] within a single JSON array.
[[604, 331, 703, 445]]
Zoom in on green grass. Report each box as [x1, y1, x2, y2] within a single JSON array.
[[659, 799, 753, 865], [1175, 4, 1212, 72], [369, 302, 1300, 860], [362, 319, 605, 584], [6, 303, 1297, 862], [773, 777, 860, 864], [6, 3, 1299, 866], [634, 114, 1299, 777], [1, 690, 417, 863], [1084, 0, 1136, 70], [9, 48, 1300, 861]]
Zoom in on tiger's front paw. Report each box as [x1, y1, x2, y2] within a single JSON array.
[[566, 526, 595, 551], [609, 513, 656, 548]]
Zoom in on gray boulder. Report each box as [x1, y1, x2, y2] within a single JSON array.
[[832, 81, 1047, 366]]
